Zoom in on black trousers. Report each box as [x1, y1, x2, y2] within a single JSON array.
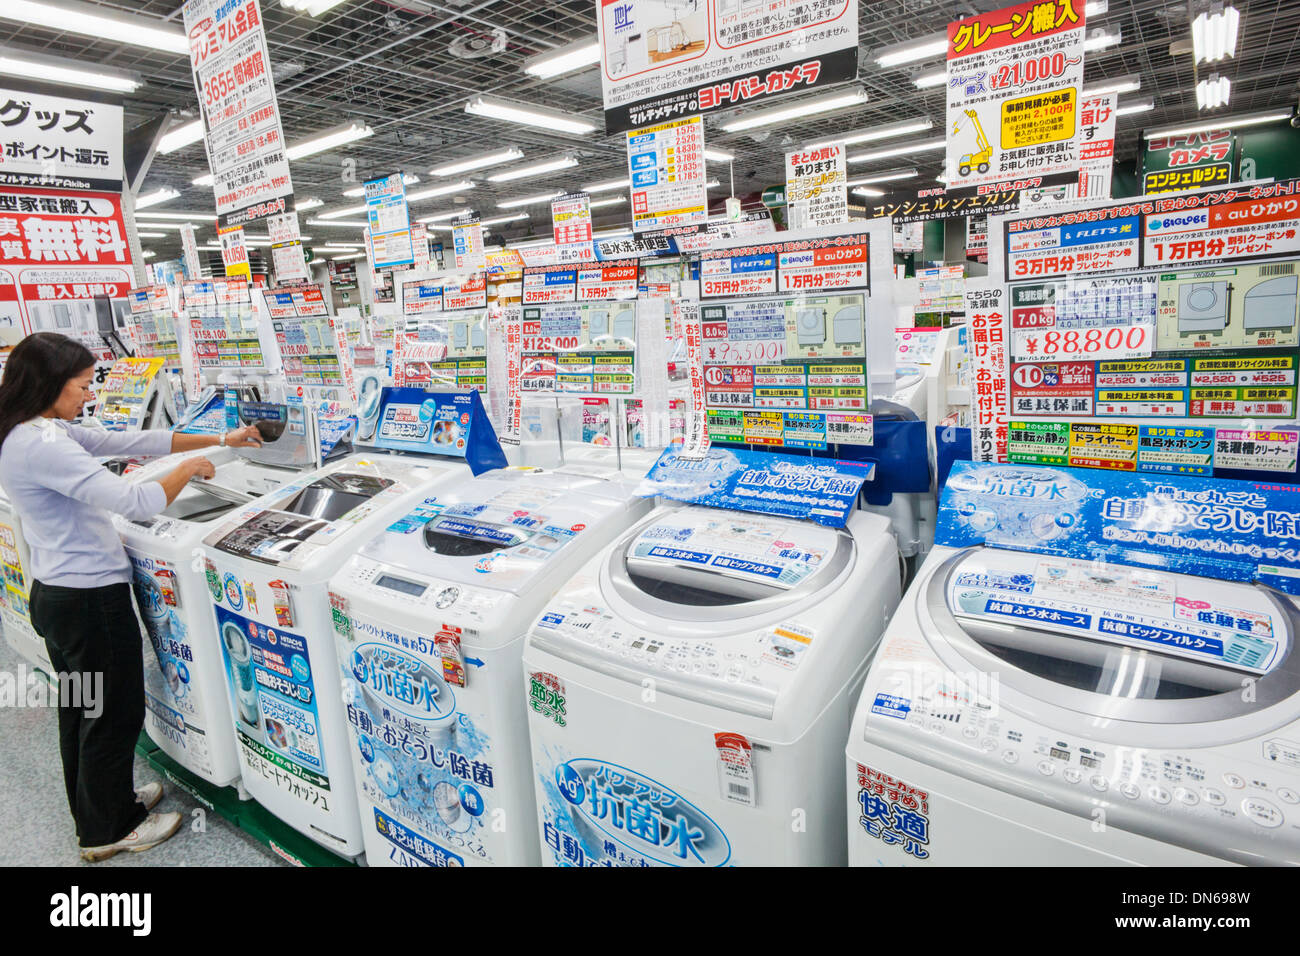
[[29, 580, 149, 848]]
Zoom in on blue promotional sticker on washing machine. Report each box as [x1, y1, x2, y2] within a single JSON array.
[[870, 693, 911, 720], [638, 447, 873, 527], [937, 461, 1300, 595]]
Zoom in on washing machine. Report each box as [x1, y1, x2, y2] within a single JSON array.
[[796, 308, 827, 347], [200, 389, 506, 858], [1178, 281, 1231, 334], [0, 490, 41, 671], [524, 497, 901, 866], [328, 466, 653, 866], [115, 407, 337, 789], [846, 466, 1300, 866]]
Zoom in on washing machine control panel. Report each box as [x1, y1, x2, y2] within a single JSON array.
[[872, 692, 1300, 853], [346, 559, 503, 630]]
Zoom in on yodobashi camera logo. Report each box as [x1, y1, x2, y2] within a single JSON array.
[[50, 886, 151, 936], [554, 758, 731, 867], [1147, 211, 1209, 231]]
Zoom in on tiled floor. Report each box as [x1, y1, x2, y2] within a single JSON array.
[[0, 635, 282, 867]]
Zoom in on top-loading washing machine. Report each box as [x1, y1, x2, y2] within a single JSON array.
[[115, 400, 338, 789], [327, 466, 654, 866], [200, 388, 506, 858], [524, 449, 901, 866], [847, 462, 1300, 866]]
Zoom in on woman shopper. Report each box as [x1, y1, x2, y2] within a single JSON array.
[[0, 332, 262, 862]]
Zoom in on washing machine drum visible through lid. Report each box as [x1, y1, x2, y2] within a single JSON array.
[[926, 547, 1300, 743], [609, 508, 854, 620]]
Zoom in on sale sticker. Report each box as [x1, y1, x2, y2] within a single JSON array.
[[1213, 428, 1300, 473], [1137, 425, 1215, 476], [1068, 421, 1139, 471], [1008, 419, 1070, 465]]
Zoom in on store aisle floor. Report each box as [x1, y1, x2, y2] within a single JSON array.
[[0, 637, 282, 867]]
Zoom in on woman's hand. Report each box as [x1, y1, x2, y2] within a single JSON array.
[[224, 424, 263, 448], [187, 456, 216, 480]]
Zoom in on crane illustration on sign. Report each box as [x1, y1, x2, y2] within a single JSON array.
[[954, 110, 992, 177]]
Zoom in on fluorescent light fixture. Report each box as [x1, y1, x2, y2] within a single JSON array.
[[136, 232, 167, 238], [323, 242, 363, 249], [588, 196, 626, 209], [132, 222, 186, 231], [1143, 107, 1292, 140], [159, 119, 205, 154], [464, 94, 597, 135], [142, 250, 156, 259], [1084, 29, 1122, 52], [806, 119, 934, 150], [429, 147, 523, 177], [581, 177, 630, 193], [1196, 74, 1232, 110], [295, 197, 325, 211], [1083, 75, 1141, 97], [306, 218, 370, 227], [1115, 96, 1155, 116], [706, 178, 721, 188], [1193, 4, 1239, 64], [848, 138, 946, 163], [135, 188, 180, 210], [284, 121, 374, 161], [846, 168, 918, 187], [0, 47, 141, 92], [192, 173, 214, 187], [0, 0, 189, 54], [523, 37, 600, 78], [873, 33, 947, 68], [404, 180, 475, 204], [132, 211, 216, 221], [479, 213, 531, 227], [719, 88, 868, 133], [282, 0, 349, 16], [851, 186, 886, 197], [498, 192, 563, 209], [486, 156, 578, 183], [342, 174, 419, 198], [414, 209, 464, 224], [914, 69, 946, 89], [704, 149, 734, 162], [326, 251, 368, 261]]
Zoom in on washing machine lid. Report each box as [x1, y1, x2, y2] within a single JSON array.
[[359, 469, 631, 594], [608, 506, 854, 622], [927, 547, 1300, 723]]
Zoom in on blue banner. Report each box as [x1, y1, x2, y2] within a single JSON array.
[[937, 461, 1300, 595], [370, 387, 506, 475], [638, 447, 874, 528]]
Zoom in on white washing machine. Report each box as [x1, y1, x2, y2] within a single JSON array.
[[847, 486, 1300, 865], [200, 390, 505, 858], [115, 410, 332, 789], [524, 501, 901, 866], [0, 490, 42, 671], [327, 466, 653, 867]]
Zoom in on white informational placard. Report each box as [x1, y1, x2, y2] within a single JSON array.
[[678, 301, 710, 460], [0, 83, 124, 191], [596, 0, 859, 135], [183, 0, 294, 227], [945, 0, 1085, 192], [552, 193, 593, 247], [452, 216, 486, 272], [180, 222, 202, 278], [967, 284, 1010, 462], [627, 116, 708, 233], [1077, 92, 1116, 200], [785, 144, 848, 229]]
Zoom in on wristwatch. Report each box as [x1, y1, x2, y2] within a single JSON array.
[[219, 432, 227, 448]]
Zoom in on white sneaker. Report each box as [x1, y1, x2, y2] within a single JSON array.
[[80, 811, 182, 862], [136, 782, 163, 810]]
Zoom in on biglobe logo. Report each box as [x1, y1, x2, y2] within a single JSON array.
[[1148, 211, 1208, 231]]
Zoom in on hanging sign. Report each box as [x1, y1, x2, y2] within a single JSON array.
[[785, 143, 848, 229], [267, 210, 307, 284], [1143, 179, 1300, 267], [365, 174, 414, 269], [452, 215, 486, 272], [218, 225, 250, 281], [0, 82, 124, 191], [596, 0, 859, 135], [945, 0, 1085, 193], [1143, 129, 1236, 196], [627, 116, 708, 233], [552, 192, 593, 247], [182, 0, 294, 228], [180, 222, 202, 278]]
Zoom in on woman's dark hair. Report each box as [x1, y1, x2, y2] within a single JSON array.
[[0, 332, 96, 446]]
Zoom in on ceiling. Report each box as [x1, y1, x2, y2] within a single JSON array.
[[7, 0, 1300, 264]]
